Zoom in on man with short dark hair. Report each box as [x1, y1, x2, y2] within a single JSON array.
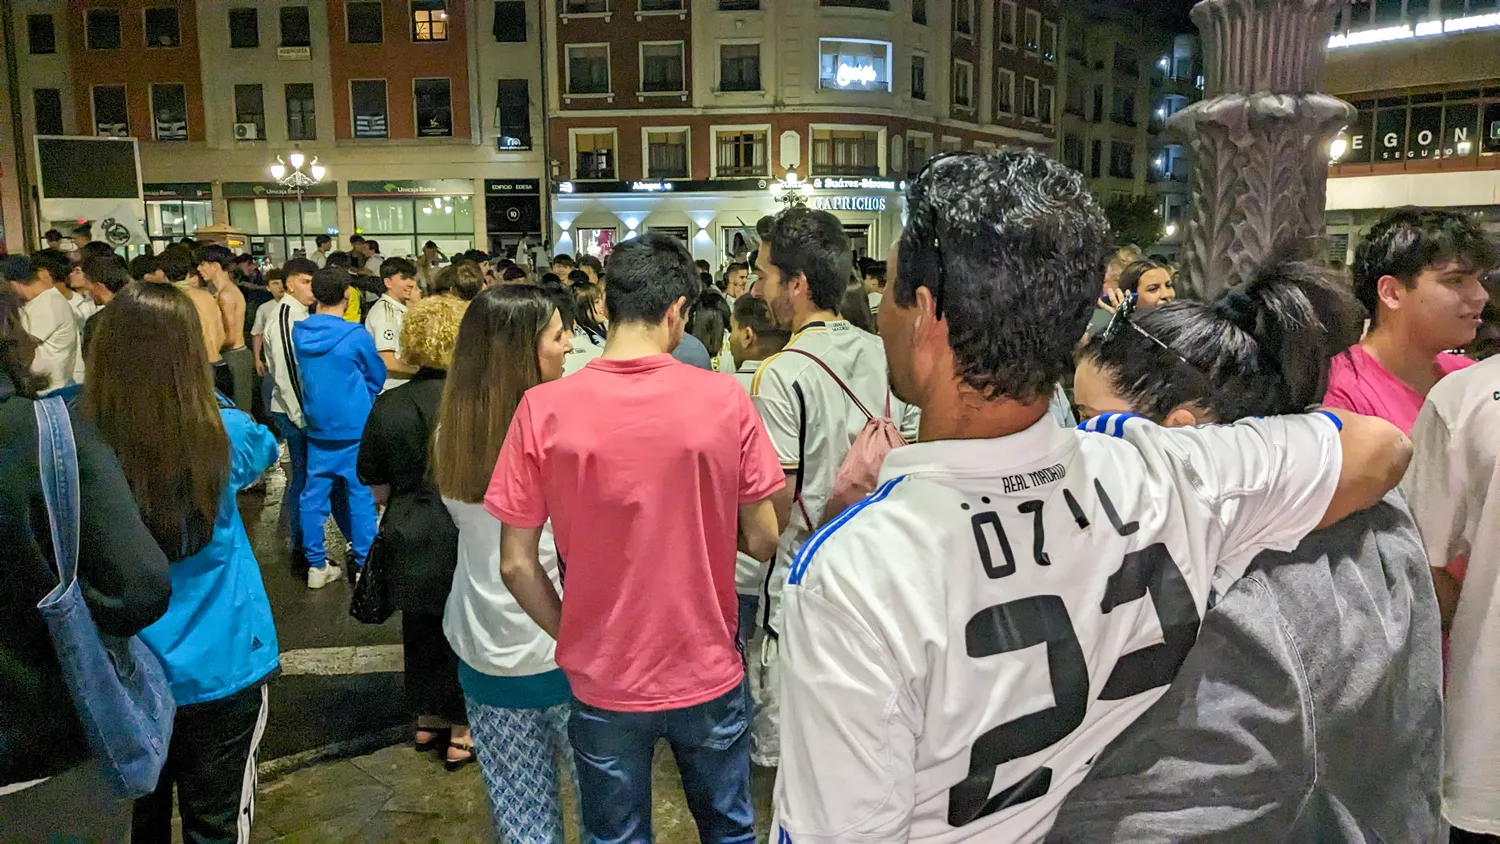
[[70, 223, 91, 254], [367, 256, 419, 391], [725, 262, 749, 299], [155, 249, 226, 367], [6, 254, 80, 392], [79, 255, 131, 355], [578, 253, 604, 286], [292, 268, 385, 589], [198, 244, 253, 411], [128, 253, 161, 283], [862, 260, 887, 316], [1325, 207, 1495, 435], [312, 234, 333, 268], [43, 229, 64, 250], [769, 149, 1412, 843], [493, 232, 784, 843], [550, 252, 575, 278], [746, 207, 919, 766], [360, 239, 384, 275]]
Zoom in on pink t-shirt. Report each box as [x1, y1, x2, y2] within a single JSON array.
[[485, 354, 785, 712], [1323, 344, 1474, 434]]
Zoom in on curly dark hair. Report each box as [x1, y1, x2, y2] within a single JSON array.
[[895, 149, 1113, 400]]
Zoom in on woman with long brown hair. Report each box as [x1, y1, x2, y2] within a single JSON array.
[[435, 283, 575, 843], [84, 283, 281, 844]]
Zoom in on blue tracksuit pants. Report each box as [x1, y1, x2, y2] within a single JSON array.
[[299, 437, 377, 569]]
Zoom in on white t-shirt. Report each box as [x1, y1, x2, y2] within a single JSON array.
[[733, 357, 771, 597], [365, 293, 408, 392], [772, 411, 1343, 844], [564, 327, 605, 377], [251, 297, 281, 338], [310, 250, 328, 269], [1404, 356, 1500, 834], [67, 290, 99, 329], [750, 320, 919, 634], [365, 254, 384, 275], [22, 287, 83, 392], [262, 298, 309, 426]]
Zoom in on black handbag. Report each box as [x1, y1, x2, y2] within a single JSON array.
[[349, 532, 395, 624]]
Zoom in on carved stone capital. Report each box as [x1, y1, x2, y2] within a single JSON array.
[[1191, 0, 1341, 96]]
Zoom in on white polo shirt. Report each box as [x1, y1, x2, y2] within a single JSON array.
[[1404, 356, 1500, 834], [22, 287, 83, 392], [365, 293, 408, 392], [750, 320, 919, 635], [772, 411, 1342, 844]]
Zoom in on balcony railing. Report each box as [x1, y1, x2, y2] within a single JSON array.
[[717, 163, 766, 177]]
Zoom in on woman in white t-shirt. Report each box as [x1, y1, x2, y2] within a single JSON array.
[[432, 284, 575, 843]]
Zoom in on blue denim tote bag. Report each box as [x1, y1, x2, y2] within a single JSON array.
[[33, 395, 175, 799]]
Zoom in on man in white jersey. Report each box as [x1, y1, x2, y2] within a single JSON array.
[[748, 207, 919, 765], [365, 256, 419, 392], [770, 150, 1412, 843], [1404, 354, 1500, 841]]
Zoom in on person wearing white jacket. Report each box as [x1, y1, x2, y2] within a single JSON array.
[[433, 284, 576, 843], [261, 258, 321, 566]]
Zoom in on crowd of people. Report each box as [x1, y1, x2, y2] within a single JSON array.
[[2, 147, 1500, 844]]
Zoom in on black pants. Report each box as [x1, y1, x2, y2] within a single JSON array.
[[1453, 830, 1500, 843], [212, 360, 234, 405], [132, 683, 269, 844], [402, 611, 467, 725]]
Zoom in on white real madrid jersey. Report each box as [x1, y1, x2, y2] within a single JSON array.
[[772, 411, 1343, 843]]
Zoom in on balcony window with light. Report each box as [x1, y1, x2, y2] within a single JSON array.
[[145, 7, 181, 47], [87, 9, 122, 50], [952, 60, 974, 110], [647, 130, 688, 178], [412, 0, 449, 41], [818, 39, 893, 92], [348, 2, 384, 43], [641, 43, 685, 93], [1023, 9, 1041, 53], [567, 45, 611, 94], [717, 130, 767, 176], [720, 44, 761, 92], [575, 131, 615, 179], [812, 128, 881, 176], [954, 0, 973, 36], [1042, 21, 1057, 62], [151, 83, 188, 140]]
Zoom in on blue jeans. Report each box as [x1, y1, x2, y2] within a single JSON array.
[[569, 685, 753, 844]]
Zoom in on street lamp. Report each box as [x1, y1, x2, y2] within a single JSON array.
[[769, 168, 813, 208], [270, 147, 326, 261]]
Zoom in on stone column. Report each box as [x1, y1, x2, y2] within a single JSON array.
[[1168, 0, 1353, 298]]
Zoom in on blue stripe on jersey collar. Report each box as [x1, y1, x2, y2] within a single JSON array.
[[1078, 411, 1146, 438], [787, 476, 908, 587]]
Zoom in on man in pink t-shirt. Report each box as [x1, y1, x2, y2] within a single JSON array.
[[490, 232, 783, 843], [1324, 208, 1493, 436]]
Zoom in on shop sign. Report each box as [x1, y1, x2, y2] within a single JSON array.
[[222, 181, 337, 198], [143, 182, 211, 200], [485, 178, 541, 195], [554, 177, 771, 195], [811, 195, 889, 212], [811, 177, 901, 191], [347, 179, 474, 196], [629, 181, 675, 192]]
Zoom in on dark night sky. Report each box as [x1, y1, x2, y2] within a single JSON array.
[[1134, 0, 1198, 32]]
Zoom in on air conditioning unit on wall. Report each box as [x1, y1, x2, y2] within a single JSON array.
[[234, 122, 259, 140]]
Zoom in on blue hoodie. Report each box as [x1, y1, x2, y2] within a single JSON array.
[[293, 312, 386, 440], [139, 407, 280, 705]]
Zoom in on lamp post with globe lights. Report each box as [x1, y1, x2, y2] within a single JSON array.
[[769, 168, 813, 209], [270, 149, 326, 261]]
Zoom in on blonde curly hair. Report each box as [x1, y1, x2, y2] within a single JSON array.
[[399, 295, 466, 370]]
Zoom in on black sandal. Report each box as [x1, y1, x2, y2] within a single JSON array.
[[414, 727, 449, 753], [444, 740, 476, 772]]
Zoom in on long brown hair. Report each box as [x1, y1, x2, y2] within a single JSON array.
[[0, 285, 44, 397], [433, 284, 557, 503], [84, 283, 229, 556]]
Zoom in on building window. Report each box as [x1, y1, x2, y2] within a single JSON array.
[[717, 129, 767, 177], [1090, 140, 1102, 178], [911, 55, 926, 100], [720, 43, 761, 92], [281, 6, 311, 46], [1114, 44, 1139, 77], [812, 128, 881, 176], [1065, 80, 1085, 116], [641, 0, 685, 10], [1062, 133, 1083, 171], [1022, 76, 1039, 119], [145, 7, 181, 47], [412, 0, 448, 41], [913, 0, 927, 24], [1023, 9, 1040, 53], [641, 43, 686, 93], [27, 14, 56, 54], [351, 79, 389, 138], [34, 89, 64, 135], [566, 45, 611, 95], [234, 84, 265, 140], [151, 83, 188, 140], [353, 194, 474, 261], [952, 59, 974, 110], [1042, 21, 1057, 61], [998, 1, 1017, 48], [563, 0, 610, 13], [1092, 85, 1105, 123], [1110, 141, 1134, 179], [818, 39, 893, 92], [647, 130, 689, 179], [954, 0, 973, 36], [347, 2, 384, 43], [1067, 23, 1085, 59], [720, 0, 760, 9], [229, 8, 260, 48], [906, 134, 931, 176], [995, 68, 1015, 114], [494, 1, 527, 41], [820, 0, 891, 8], [285, 83, 316, 140], [414, 78, 453, 137], [1040, 84, 1054, 123], [495, 80, 531, 149], [1113, 85, 1137, 126], [574, 131, 616, 179], [87, 9, 122, 50], [940, 136, 962, 154]]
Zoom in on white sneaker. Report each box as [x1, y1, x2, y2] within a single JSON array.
[[306, 564, 344, 590]]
